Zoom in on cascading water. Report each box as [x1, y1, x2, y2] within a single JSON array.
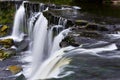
[[47, 25, 64, 55], [0, 3, 25, 41], [28, 42, 118, 80], [8, 1, 120, 80], [29, 12, 48, 77], [51, 28, 70, 54], [12, 3, 25, 41], [28, 12, 40, 39]]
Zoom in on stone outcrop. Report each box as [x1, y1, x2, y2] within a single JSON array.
[[0, 49, 16, 61], [0, 38, 14, 48], [7, 65, 22, 74], [0, 25, 9, 37], [60, 35, 80, 47]]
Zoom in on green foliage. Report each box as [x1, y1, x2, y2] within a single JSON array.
[[0, 2, 15, 24]]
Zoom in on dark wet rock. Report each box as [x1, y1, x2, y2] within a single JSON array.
[[0, 49, 16, 61], [99, 25, 109, 31], [0, 25, 9, 37], [0, 38, 14, 48], [115, 40, 120, 50], [7, 65, 22, 74], [15, 39, 29, 52], [85, 23, 100, 31], [60, 35, 80, 47], [80, 31, 102, 38], [74, 20, 88, 26], [15, 74, 26, 80], [66, 20, 74, 28], [85, 23, 109, 32]]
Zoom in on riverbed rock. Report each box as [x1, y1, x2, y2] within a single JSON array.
[[85, 23, 99, 30], [85, 23, 109, 32], [0, 25, 9, 37], [60, 35, 80, 47], [0, 49, 16, 61], [8, 65, 22, 74], [75, 20, 88, 26], [80, 31, 102, 38], [14, 38, 29, 52], [0, 38, 14, 48], [0, 25, 9, 32], [15, 74, 26, 80]]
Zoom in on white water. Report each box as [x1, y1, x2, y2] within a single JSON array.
[[12, 4, 25, 41], [51, 28, 70, 54], [48, 25, 67, 55], [29, 12, 48, 78], [29, 42, 117, 80], [58, 17, 67, 27], [0, 4, 25, 42], [24, 12, 119, 80], [9, 3, 120, 80], [28, 12, 40, 39]]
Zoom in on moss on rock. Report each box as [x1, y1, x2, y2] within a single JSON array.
[[0, 49, 16, 61], [0, 38, 14, 48], [8, 65, 22, 74]]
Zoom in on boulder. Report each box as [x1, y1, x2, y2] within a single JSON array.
[[15, 74, 26, 80], [85, 23, 98, 30], [0, 49, 16, 61], [0, 25, 9, 32], [0, 25, 9, 37], [99, 25, 109, 31], [75, 20, 88, 26], [8, 65, 22, 74], [0, 38, 14, 48], [79, 31, 102, 38], [14, 39, 29, 52], [85, 23, 109, 32], [60, 35, 80, 47]]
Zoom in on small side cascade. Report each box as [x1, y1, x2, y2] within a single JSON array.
[[12, 3, 25, 41], [58, 17, 68, 28], [51, 28, 70, 54]]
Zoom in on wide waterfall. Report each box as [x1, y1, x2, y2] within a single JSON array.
[[3, 1, 120, 80]]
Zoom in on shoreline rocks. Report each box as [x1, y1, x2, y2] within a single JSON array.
[[0, 25, 9, 37], [0, 38, 14, 48], [7, 65, 22, 74], [0, 49, 16, 61]]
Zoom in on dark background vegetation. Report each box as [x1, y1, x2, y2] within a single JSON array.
[[0, 2, 15, 25], [0, 0, 117, 25]]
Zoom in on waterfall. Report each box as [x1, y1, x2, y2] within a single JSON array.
[[58, 17, 67, 28], [29, 12, 48, 77], [29, 46, 74, 80], [28, 12, 40, 39], [12, 3, 25, 41], [51, 28, 70, 54], [29, 42, 117, 80], [10, 2, 120, 80]]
